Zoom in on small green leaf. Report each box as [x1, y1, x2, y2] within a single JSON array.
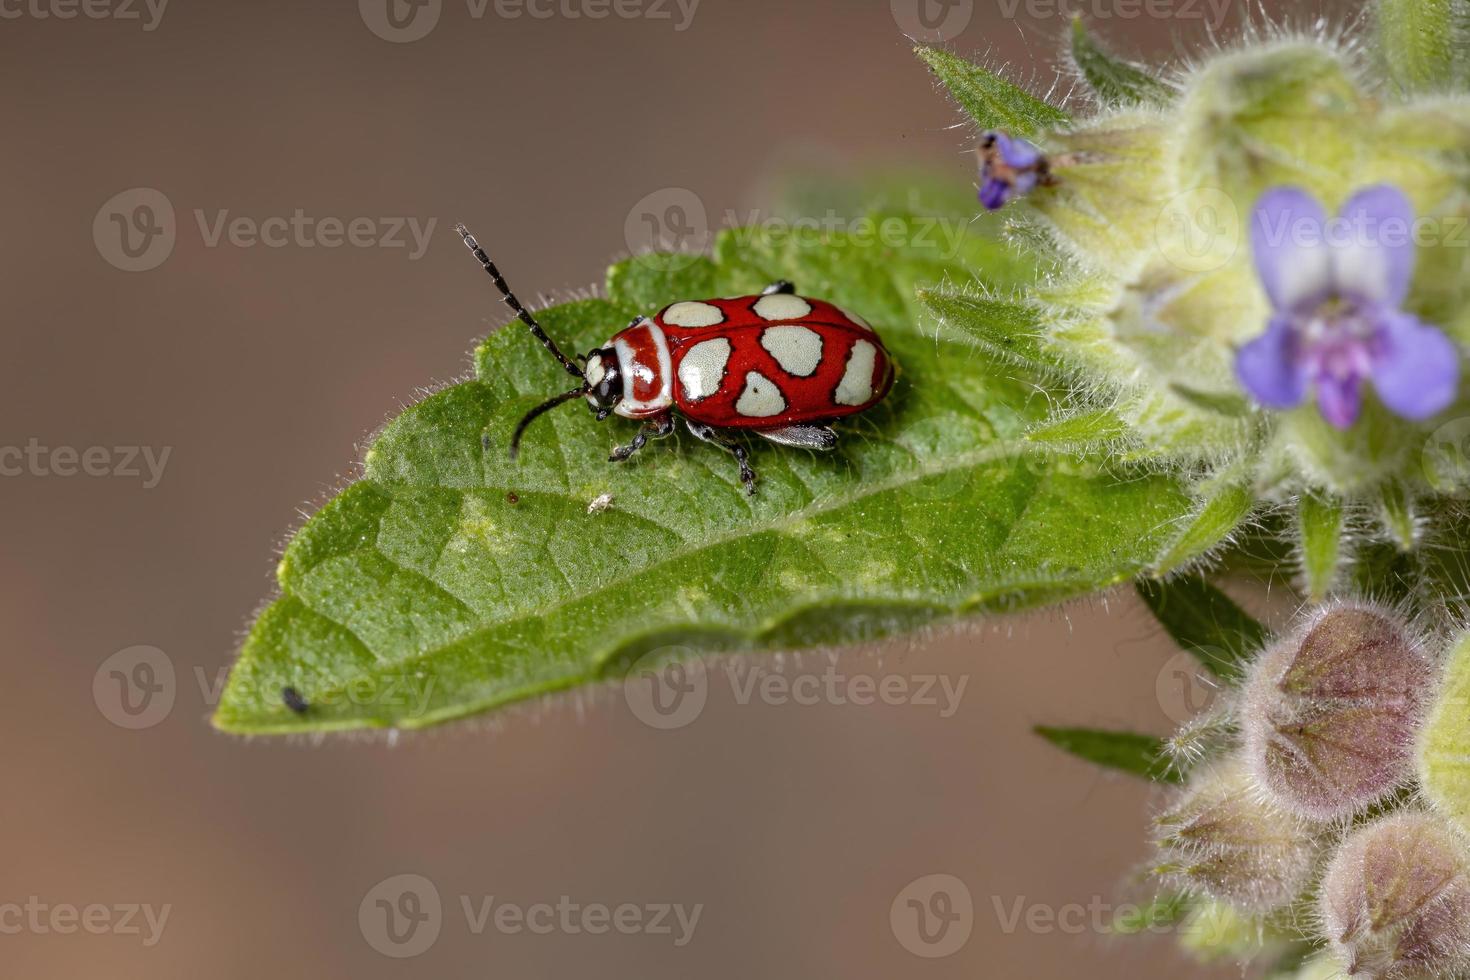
[[1068, 16, 1173, 107], [1298, 492, 1345, 601], [1150, 475, 1255, 576], [1024, 410, 1130, 450], [1034, 725, 1179, 782], [1167, 383, 1251, 418], [1135, 574, 1266, 680], [1374, 0, 1461, 92], [216, 211, 1204, 734], [1378, 480, 1417, 552], [915, 45, 1070, 138], [918, 285, 1061, 373]]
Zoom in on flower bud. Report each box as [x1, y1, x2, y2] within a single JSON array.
[[1153, 760, 1319, 914], [1320, 811, 1470, 979], [1239, 601, 1434, 821]]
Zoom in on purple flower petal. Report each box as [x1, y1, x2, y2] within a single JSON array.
[[1236, 314, 1308, 409], [992, 132, 1040, 169], [1315, 373, 1362, 429], [1370, 309, 1459, 420], [978, 178, 1009, 210], [1330, 184, 1417, 308], [1251, 187, 1332, 312]]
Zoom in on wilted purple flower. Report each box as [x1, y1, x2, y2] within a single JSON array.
[[1236, 184, 1459, 429], [978, 131, 1048, 210]]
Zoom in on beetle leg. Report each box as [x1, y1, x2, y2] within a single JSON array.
[[685, 419, 757, 495], [609, 414, 674, 463], [761, 280, 796, 296]]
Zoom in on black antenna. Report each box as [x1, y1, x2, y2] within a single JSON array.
[[455, 223, 585, 382], [509, 387, 588, 459]]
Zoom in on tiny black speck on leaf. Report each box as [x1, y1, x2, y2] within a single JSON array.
[[281, 686, 309, 714]]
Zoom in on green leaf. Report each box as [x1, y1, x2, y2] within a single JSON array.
[[1135, 574, 1266, 680], [918, 285, 1061, 373], [1298, 491, 1344, 601], [1034, 725, 1179, 782], [1024, 409, 1130, 451], [1374, 0, 1462, 92], [1378, 480, 1417, 551], [1150, 474, 1255, 576], [1167, 383, 1251, 418], [215, 212, 1202, 734], [1068, 16, 1173, 107], [915, 45, 1070, 138]]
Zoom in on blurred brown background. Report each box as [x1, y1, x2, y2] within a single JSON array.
[[0, 0, 1292, 976]]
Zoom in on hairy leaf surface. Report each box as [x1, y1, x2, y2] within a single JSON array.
[[217, 217, 1196, 733]]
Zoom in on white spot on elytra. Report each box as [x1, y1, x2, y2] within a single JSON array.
[[835, 340, 877, 406], [753, 293, 811, 321], [663, 301, 724, 328], [736, 371, 786, 417], [677, 337, 731, 402], [840, 307, 871, 329], [760, 325, 823, 377]]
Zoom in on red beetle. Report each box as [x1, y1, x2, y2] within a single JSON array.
[[457, 225, 894, 494]]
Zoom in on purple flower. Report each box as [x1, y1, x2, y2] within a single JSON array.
[[978, 131, 1045, 210], [1236, 184, 1459, 429]]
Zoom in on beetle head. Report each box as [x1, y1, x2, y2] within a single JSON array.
[[582, 347, 623, 419]]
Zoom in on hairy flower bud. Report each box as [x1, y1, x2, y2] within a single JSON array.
[[1239, 601, 1434, 821], [1320, 811, 1470, 979], [1153, 760, 1320, 914]]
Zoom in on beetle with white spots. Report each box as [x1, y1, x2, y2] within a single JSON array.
[[455, 224, 896, 495]]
